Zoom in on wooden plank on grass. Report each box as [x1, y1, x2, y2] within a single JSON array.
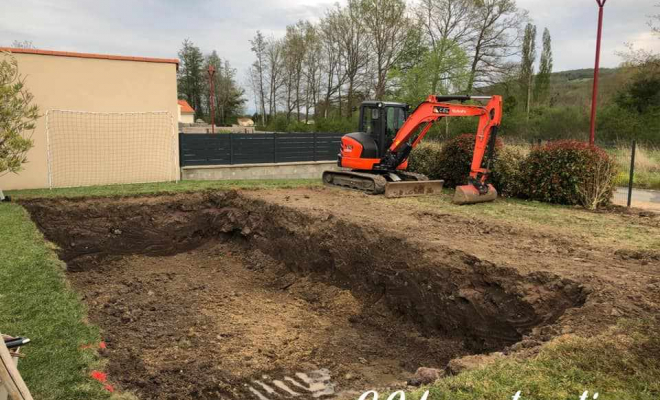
[[0, 338, 33, 400]]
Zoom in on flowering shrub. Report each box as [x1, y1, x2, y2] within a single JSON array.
[[519, 140, 617, 208]]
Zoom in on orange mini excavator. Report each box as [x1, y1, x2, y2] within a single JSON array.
[[322, 95, 503, 204]]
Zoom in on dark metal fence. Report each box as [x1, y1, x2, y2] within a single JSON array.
[[179, 132, 344, 167]]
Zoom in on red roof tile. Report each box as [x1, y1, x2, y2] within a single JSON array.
[[0, 47, 179, 67], [178, 99, 195, 113]]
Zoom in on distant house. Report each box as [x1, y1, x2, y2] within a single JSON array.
[[236, 117, 254, 127], [177, 99, 195, 124]]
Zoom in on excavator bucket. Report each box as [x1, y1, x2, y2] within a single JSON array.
[[384, 180, 444, 198], [453, 184, 498, 205]]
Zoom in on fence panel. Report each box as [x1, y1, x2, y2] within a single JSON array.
[[179, 133, 232, 166], [179, 132, 343, 167]]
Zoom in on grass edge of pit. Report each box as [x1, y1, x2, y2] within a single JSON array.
[[400, 318, 660, 400], [0, 201, 124, 400]]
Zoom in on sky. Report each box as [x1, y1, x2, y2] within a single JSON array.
[[2, 0, 659, 93]]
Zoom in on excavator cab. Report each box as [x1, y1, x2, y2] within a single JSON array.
[[358, 101, 409, 158]]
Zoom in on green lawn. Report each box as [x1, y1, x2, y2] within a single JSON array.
[[405, 320, 660, 400], [0, 202, 110, 400], [408, 190, 660, 251]]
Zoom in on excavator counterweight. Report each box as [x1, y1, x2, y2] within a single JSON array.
[[323, 95, 503, 204]]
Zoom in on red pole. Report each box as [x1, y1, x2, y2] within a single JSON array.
[[208, 65, 216, 134], [589, 0, 607, 145]]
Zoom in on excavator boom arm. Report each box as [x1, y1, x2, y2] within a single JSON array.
[[386, 95, 502, 185]]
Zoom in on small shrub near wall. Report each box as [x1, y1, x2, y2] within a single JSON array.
[[519, 140, 617, 209], [409, 135, 506, 188], [491, 146, 528, 197], [434, 134, 503, 188], [407, 142, 445, 180]]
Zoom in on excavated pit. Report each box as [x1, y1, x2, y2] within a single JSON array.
[[21, 191, 586, 400]]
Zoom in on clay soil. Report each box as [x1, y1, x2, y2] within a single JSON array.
[[20, 188, 660, 399]]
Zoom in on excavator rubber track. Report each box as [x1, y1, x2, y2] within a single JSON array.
[[322, 170, 444, 197], [322, 170, 388, 194]]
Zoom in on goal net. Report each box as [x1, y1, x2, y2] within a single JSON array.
[[46, 110, 178, 188]]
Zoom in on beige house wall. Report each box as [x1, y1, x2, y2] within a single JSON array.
[[180, 113, 195, 124], [0, 51, 179, 190]]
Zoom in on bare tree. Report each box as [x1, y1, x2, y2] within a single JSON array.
[[250, 31, 268, 125], [465, 0, 525, 93], [331, 0, 369, 115], [302, 23, 323, 122], [282, 22, 308, 121], [11, 40, 35, 49], [265, 37, 285, 118], [417, 0, 475, 93], [360, 0, 412, 99], [319, 9, 345, 118], [650, 3, 660, 35]]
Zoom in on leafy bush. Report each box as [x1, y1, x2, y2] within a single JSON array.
[[1, 52, 39, 175], [410, 135, 508, 189], [435, 134, 503, 188], [491, 145, 527, 197], [597, 104, 660, 144], [314, 117, 357, 133], [530, 106, 591, 141], [518, 140, 617, 208], [408, 142, 445, 179]]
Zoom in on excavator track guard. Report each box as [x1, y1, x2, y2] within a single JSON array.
[[322, 171, 387, 194], [322, 170, 444, 198]]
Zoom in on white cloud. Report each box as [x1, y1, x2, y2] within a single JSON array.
[[1, 0, 658, 104]]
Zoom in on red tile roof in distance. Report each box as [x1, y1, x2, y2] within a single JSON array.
[[178, 100, 195, 113], [0, 47, 179, 68]]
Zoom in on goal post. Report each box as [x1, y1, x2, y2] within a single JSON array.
[[46, 110, 178, 188]]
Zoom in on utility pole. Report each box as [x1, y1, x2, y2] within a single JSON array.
[[208, 65, 216, 134], [589, 0, 607, 145]]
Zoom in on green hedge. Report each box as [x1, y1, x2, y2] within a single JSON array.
[[519, 140, 617, 208], [409, 139, 618, 209], [409, 134, 503, 188]]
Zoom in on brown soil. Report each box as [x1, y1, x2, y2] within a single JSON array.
[[71, 241, 463, 399], [20, 187, 660, 399]]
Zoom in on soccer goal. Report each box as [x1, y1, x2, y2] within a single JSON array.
[[46, 110, 178, 188]]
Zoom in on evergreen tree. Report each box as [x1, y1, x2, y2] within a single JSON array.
[[519, 23, 537, 118], [177, 39, 205, 121], [534, 28, 553, 104]]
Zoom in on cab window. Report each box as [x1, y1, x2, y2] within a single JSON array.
[[385, 107, 406, 145], [362, 107, 380, 135]]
